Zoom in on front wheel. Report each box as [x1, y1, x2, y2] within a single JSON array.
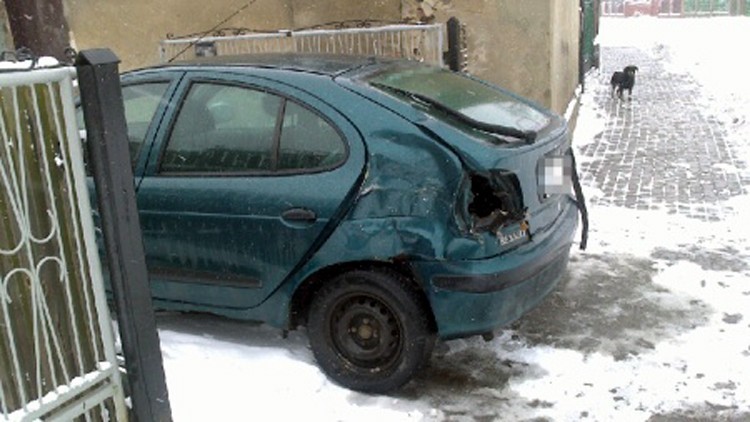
[[307, 269, 435, 393]]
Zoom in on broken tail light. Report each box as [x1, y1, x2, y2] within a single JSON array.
[[464, 171, 526, 234]]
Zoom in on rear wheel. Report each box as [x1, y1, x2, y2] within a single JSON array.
[[307, 269, 435, 393]]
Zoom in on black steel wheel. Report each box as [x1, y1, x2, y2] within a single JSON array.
[[307, 269, 435, 393]]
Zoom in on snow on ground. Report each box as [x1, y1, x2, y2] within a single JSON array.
[[158, 318, 426, 421], [598, 17, 750, 105], [159, 17, 750, 421]]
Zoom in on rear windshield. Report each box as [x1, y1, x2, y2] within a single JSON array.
[[368, 65, 551, 136]]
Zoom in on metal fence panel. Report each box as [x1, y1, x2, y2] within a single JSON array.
[[582, 0, 600, 72], [602, 0, 734, 15], [0, 62, 127, 421], [683, 0, 730, 14], [160, 23, 445, 66]]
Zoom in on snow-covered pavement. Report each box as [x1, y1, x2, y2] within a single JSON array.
[[158, 17, 750, 421]]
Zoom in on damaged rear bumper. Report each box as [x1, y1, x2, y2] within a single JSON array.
[[413, 198, 579, 339]]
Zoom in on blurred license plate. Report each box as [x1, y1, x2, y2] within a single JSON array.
[[539, 155, 572, 197]]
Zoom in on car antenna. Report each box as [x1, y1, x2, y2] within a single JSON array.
[[166, 0, 258, 63]]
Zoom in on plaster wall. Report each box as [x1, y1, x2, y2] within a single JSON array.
[[63, 0, 579, 112], [290, 0, 401, 28], [65, 0, 401, 70], [416, 0, 554, 109], [65, 0, 294, 69], [550, 0, 581, 113]]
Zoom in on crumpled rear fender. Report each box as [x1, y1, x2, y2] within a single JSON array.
[[316, 129, 465, 264]]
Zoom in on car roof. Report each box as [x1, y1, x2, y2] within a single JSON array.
[[154, 53, 393, 76]]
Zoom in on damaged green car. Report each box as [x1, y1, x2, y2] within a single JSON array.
[[113, 54, 587, 393]]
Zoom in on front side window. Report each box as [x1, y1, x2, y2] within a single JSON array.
[[122, 82, 170, 164], [77, 81, 169, 170], [161, 82, 345, 174]]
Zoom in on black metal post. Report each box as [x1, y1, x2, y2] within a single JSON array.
[[75, 49, 172, 422], [446, 17, 462, 72]]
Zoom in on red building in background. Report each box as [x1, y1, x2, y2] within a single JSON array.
[[623, 0, 662, 16]]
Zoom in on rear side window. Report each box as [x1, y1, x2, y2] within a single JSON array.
[[160, 82, 345, 175], [279, 101, 345, 171]]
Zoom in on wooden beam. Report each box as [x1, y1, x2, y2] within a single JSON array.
[[5, 0, 70, 59]]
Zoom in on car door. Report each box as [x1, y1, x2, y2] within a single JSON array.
[[136, 71, 366, 309], [81, 71, 183, 249]]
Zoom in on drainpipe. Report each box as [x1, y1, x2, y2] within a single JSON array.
[[446, 17, 462, 72], [579, 0, 585, 93]]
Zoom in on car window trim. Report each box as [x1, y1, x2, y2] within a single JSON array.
[[270, 97, 287, 171]]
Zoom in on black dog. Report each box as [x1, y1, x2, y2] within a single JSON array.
[[610, 65, 639, 100]]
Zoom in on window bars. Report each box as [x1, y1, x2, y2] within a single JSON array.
[[0, 60, 127, 421], [160, 23, 445, 66]]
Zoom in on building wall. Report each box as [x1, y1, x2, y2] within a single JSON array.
[[413, 0, 581, 114], [415, 0, 555, 110], [64, 0, 400, 70], [289, 0, 401, 28], [63, 0, 579, 113], [65, 0, 293, 68], [550, 0, 581, 113]]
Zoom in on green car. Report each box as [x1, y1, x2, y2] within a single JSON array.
[[104, 54, 586, 393]]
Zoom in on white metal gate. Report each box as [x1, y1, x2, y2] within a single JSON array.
[[0, 60, 127, 421], [160, 23, 445, 66]]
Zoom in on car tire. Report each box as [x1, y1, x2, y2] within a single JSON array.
[[307, 269, 435, 393]]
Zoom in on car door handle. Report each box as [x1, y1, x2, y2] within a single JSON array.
[[282, 208, 317, 223]]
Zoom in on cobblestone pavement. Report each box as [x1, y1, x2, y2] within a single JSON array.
[[577, 44, 749, 221]]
